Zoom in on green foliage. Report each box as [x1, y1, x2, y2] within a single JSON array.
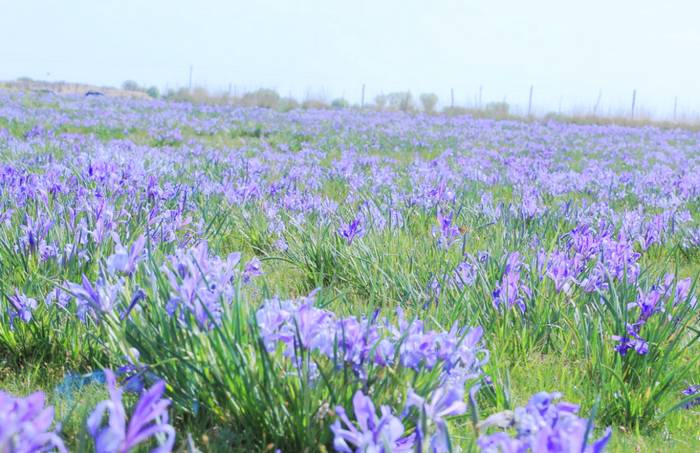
[[331, 98, 350, 109], [241, 88, 281, 109], [420, 93, 439, 113], [386, 91, 414, 112], [146, 86, 160, 98], [122, 80, 140, 91]]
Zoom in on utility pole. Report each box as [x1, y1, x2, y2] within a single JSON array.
[[631, 89, 637, 119], [673, 96, 678, 121], [450, 88, 454, 109], [478, 85, 483, 108], [361, 84, 365, 108], [527, 85, 533, 116], [593, 90, 602, 116], [188, 65, 193, 91]]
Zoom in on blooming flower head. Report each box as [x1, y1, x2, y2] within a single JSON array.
[[405, 384, 466, 452], [107, 235, 146, 275], [681, 385, 700, 409], [331, 391, 414, 453], [478, 391, 612, 453], [162, 242, 242, 329], [545, 252, 575, 294], [6, 289, 38, 329], [521, 189, 543, 219], [338, 216, 365, 245], [611, 324, 648, 356], [66, 275, 123, 321], [432, 210, 461, 249], [453, 261, 477, 289], [627, 286, 664, 327], [87, 369, 175, 453], [492, 252, 530, 313], [0, 390, 67, 452], [243, 256, 264, 283]]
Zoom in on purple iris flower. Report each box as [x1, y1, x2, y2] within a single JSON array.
[[611, 324, 648, 356], [6, 288, 38, 328], [46, 287, 71, 308], [681, 385, 700, 409], [671, 277, 696, 307], [243, 257, 264, 283], [492, 252, 530, 313], [66, 275, 123, 320], [478, 391, 612, 453], [405, 385, 466, 452], [477, 431, 524, 452], [107, 235, 146, 275], [21, 213, 54, 254], [520, 190, 543, 219], [426, 277, 441, 307], [682, 226, 700, 251], [452, 261, 477, 289], [0, 390, 67, 452], [331, 391, 414, 453], [432, 210, 461, 249], [162, 242, 242, 329], [87, 369, 175, 453], [338, 216, 365, 245], [545, 252, 575, 294], [627, 287, 664, 327]]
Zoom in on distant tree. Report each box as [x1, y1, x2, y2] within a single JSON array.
[[387, 92, 413, 112], [374, 94, 387, 110], [122, 80, 140, 91], [241, 88, 280, 109], [331, 98, 349, 109], [278, 97, 300, 112], [146, 86, 160, 98], [419, 93, 439, 113]]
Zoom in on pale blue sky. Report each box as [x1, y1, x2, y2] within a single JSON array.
[[1, 0, 699, 117]]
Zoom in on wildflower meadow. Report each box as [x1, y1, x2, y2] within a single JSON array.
[[0, 91, 698, 452]]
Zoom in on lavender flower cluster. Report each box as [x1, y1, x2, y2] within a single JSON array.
[[0, 390, 67, 452], [331, 385, 468, 453], [1, 370, 173, 453], [613, 273, 695, 357], [256, 293, 488, 383], [330, 389, 613, 453], [477, 392, 611, 453], [8, 239, 264, 331]]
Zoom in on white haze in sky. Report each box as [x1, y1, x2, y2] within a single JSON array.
[[1, 0, 699, 118]]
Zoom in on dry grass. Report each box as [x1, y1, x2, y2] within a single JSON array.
[[4, 78, 699, 130]]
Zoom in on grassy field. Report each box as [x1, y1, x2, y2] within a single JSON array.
[[0, 90, 698, 452]]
